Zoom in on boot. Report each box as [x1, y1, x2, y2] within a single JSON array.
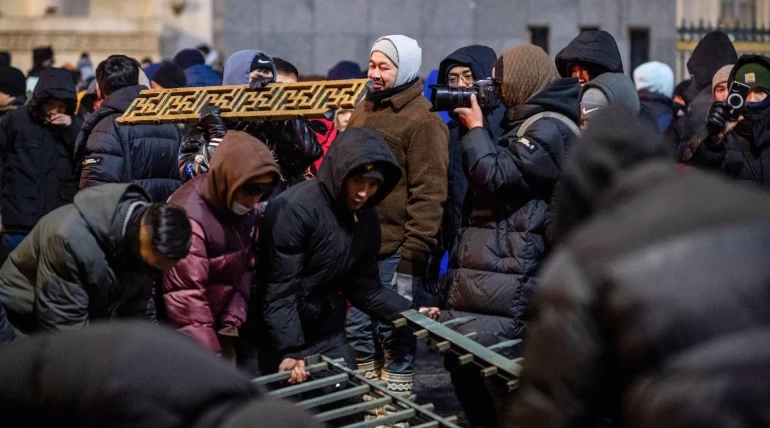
[[358, 360, 383, 381], [375, 371, 415, 428]]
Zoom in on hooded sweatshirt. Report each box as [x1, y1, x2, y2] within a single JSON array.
[[0, 184, 155, 334], [555, 30, 624, 78], [257, 127, 410, 357], [580, 73, 641, 121], [0, 67, 83, 234], [164, 131, 279, 353], [495, 44, 561, 107]]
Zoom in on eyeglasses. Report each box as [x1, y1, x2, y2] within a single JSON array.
[[448, 74, 475, 87]]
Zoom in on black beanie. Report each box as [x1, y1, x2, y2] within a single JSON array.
[[0, 66, 26, 97], [250, 52, 274, 72], [349, 162, 385, 184], [152, 63, 187, 89]]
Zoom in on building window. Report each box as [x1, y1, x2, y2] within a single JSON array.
[[530, 26, 550, 55], [580, 26, 600, 32], [629, 28, 650, 73], [719, 0, 757, 27]]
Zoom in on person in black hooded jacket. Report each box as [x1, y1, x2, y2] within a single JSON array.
[[512, 107, 770, 428], [0, 322, 321, 428], [252, 128, 429, 381], [669, 31, 738, 158], [687, 55, 770, 189], [446, 44, 580, 428], [74, 55, 182, 202], [555, 30, 624, 86], [436, 45, 505, 257], [0, 67, 83, 265]]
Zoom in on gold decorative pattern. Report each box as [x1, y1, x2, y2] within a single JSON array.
[[116, 79, 370, 125]]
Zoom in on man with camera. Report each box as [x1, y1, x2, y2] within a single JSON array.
[[688, 55, 770, 189], [435, 45, 504, 258], [345, 35, 448, 401]]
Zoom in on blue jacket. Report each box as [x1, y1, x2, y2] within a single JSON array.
[[184, 64, 221, 87]]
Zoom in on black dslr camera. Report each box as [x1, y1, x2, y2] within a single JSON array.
[[725, 81, 751, 120], [429, 78, 502, 112]]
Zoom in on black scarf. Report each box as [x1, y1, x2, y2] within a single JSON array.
[[366, 78, 418, 104]]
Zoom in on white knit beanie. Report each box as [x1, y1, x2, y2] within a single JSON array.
[[371, 35, 422, 86], [633, 61, 674, 98]]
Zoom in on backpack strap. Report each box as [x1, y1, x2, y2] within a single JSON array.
[[516, 111, 581, 139]]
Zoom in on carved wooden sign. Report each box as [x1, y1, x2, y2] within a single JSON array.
[[116, 79, 370, 125]]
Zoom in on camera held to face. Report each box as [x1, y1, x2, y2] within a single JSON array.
[[429, 78, 502, 112], [725, 81, 751, 120]]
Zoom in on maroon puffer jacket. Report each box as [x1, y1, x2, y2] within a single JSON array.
[[162, 175, 258, 353]]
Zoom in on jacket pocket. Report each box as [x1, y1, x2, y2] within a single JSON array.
[[2, 184, 38, 228]]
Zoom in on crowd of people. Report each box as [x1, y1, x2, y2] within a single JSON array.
[[0, 29, 769, 428]]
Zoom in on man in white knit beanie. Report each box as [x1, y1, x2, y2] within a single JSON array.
[[346, 35, 448, 415]]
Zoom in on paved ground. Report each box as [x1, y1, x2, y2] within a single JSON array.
[[412, 344, 470, 427]]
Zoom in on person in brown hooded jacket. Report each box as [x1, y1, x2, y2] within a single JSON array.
[[162, 131, 279, 359]]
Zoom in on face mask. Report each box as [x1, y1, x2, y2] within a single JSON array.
[[231, 201, 252, 216]]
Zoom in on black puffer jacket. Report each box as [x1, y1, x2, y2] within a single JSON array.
[[0, 68, 83, 234], [0, 322, 321, 428], [0, 184, 156, 334], [0, 301, 13, 343], [255, 128, 411, 357], [513, 109, 770, 428], [438, 45, 505, 253], [555, 30, 624, 77], [444, 78, 580, 342], [688, 55, 770, 188], [74, 85, 181, 202]]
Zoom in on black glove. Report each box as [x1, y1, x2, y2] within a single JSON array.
[[249, 75, 273, 90], [199, 104, 227, 141], [706, 102, 729, 136]]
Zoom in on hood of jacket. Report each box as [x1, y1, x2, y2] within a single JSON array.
[[28, 67, 77, 115], [205, 130, 280, 211], [437, 45, 497, 84], [555, 31, 624, 78], [72, 183, 151, 257], [222, 50, 276, 85], [101, 85, 147, 113], [580, 72, 641, 117], [317, 127, 402, 211], [553, 107, 671, 238], [687, 31, 738, 89], [633, 61, 675, 98], [517, 77, 581, 122]]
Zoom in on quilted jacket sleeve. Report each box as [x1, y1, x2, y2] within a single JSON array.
[[161, 220, 220, 353], [79, 116, 126, 189]]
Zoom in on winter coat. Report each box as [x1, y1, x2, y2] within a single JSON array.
[[688, 55, 770, 189], [183, 63, 222, 87], [256, 127, 411, 358], [0, 68, 83, 234], [555, 30, 624, 77], [513, 155, 770, 428], [0, 184, 156, 334], [445, 78, 580, 341], [639, 90, 673, 132], [162, 131, 279, 353], [347, 79, 449, 274], [438, 45, 505, 252], [0, 322, 322, 428], [74, 85, 182, 202]]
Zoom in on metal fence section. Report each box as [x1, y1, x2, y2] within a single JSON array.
[[252, 310, 524, 426]]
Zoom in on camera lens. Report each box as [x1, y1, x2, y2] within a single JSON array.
[[430, 85, 479, 111], [727, 93, 744, 109]]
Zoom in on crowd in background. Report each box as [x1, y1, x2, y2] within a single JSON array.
[[0, 28, 769, 428]]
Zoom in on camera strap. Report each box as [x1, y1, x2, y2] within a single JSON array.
[[516, 111, 581, 139]]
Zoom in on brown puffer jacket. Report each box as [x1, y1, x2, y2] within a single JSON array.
[[347, 79, 448, 274]]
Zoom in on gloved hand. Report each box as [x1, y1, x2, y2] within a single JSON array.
[[249, 75, 273, 90], [706, 102, 729, 136], [199, 104, 227, 141]]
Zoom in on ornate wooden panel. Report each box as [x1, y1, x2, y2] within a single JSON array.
[[116, 79, 370, 125]]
